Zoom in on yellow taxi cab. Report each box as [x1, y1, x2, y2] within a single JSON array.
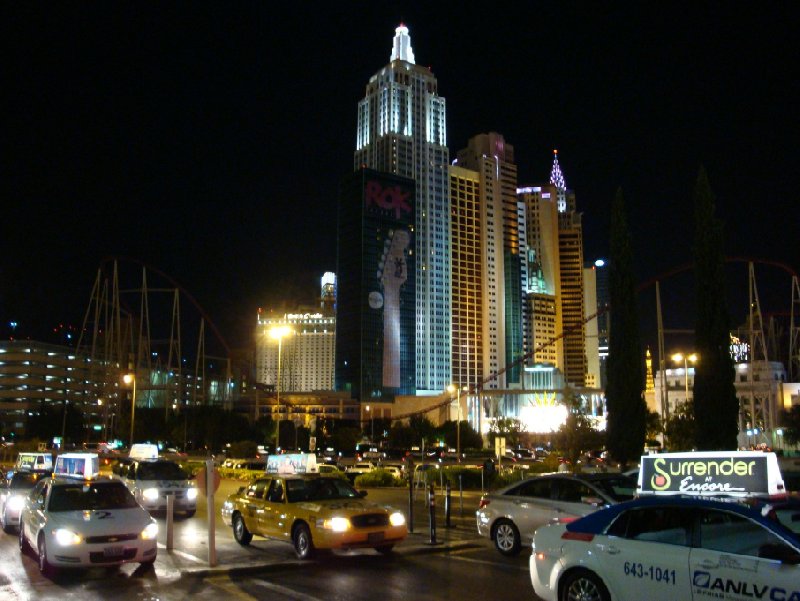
[[221, 454, 407, 558]]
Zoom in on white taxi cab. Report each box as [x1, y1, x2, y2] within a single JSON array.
[[530, 451, 799, 601], [18, 453, 158, 575]]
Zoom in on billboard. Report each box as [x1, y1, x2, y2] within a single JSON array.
[[638, 451, 783, 497]]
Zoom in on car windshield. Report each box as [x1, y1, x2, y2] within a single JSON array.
[[285, 478, 360, 503], [10, 472, 44, 491], [589, 476, 637, 502], [48, 482, 139, 511], [137, 461, 187, 480]]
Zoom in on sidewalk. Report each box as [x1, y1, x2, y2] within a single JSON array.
[[155, 490, 485, 578]]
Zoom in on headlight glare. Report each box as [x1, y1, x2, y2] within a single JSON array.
[[186, 487, 198, 500], [142, 488, 160, 501], [141, 522, 159, 540], [7, 495, 25, 511], [389, 512, 406, 527], [53, 528, 82, 546], [323, 517, 351, 532]]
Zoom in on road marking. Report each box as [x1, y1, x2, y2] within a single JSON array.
[[206, 575, 258, 601], [254, 579, 326, 601], [441, 550, 529, 571], [157, 543, 205, 563]]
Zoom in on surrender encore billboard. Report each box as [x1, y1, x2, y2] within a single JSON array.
[[639, 451, 784, 497]]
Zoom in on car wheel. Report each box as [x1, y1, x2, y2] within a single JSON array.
[[2, 510, 13, 534], [232, 513, 252, 546], [493, 519, 521, 556], [292, 523, 315, 559], [38, 535, 55, 576], [19, 523, 29, 553], [560, 569, 610, 601], [375, 544, 395, 554]]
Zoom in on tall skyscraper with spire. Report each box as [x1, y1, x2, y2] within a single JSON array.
[[518, 150, 587, 387], [355, 24, 450, 394], [550, 151, 588, 387]]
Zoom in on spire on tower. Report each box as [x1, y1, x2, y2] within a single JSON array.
[[549, 149, 566, 190], [390, 23, 416, 64]]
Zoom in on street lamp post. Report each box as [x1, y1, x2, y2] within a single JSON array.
[[447, 385, 467, 463], [123, 373, 137, 445], [270, 325, 291, 452], [366, 405, 373, 441], [671, 353, 698, 405]]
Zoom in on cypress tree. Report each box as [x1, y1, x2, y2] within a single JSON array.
[[692, 167, 738, 449], [605, 188, 647, 466]]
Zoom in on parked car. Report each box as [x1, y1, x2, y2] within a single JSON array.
[[530, 495, 800, 601], [476, 472, 637, 555], [118, 459, 198, 517], [19, 473, 158, 574], [221, 473, 407, 558], [1, 470, 48, 533], [344, 462, 375, 482]]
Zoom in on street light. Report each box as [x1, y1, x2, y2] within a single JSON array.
[[270, 325, 292, 451], [123, 373, 137, 445], [447, 384, 468, 463], [671, 353, 698, 404], [366, 405, 373, 441]]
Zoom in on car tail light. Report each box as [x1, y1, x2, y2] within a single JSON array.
[[558, 516, 579, 524], [478, 498, 490, 509], [561, 531, 594, 542]]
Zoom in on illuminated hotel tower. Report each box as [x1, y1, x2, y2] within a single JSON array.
[[518, 151, 586, 387], [552, 151, 588, 386], [354, 24, 450, 394], [454, 133, 523, 389], [519, 183, 564, 368]]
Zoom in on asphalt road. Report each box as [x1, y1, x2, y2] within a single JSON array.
[[0, 478, 543, 601]]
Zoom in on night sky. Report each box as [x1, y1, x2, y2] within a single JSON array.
[[5, 3, 798, 356]]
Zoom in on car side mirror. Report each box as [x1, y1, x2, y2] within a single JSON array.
[[358, 490, 368, 498], [581, 496, 604, 507], [759, 543, 800, 565]]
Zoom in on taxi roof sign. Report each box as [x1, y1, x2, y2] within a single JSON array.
[[638, 451, 785, 497], [54, 453, 100, 479], [16, 452, 54, 472], [129, 443, 159, 460], [266, 453, 318, 474]]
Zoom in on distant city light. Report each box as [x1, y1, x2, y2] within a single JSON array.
[[519, 403, 568, 433], [594, 259, 605, 267]]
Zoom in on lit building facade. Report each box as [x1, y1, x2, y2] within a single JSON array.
[[518, 184, 564, 368], [583, 264, 601, 388], [448, 165, 484, 393], [552, 152, 588, 386], [455, 133, 523, 388], [0, 341, 96, 439], [256, 312, 336, 393], [354, 24, 450, 394], [335, 168, 416, 400]]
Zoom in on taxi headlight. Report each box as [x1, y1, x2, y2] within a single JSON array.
[[141, 522, 159, 540], [53, 528, 82, 546], [321, 517, 351, 532], [142, 488, 160, 502], [7, 494, 25, 511], [389, 512, 406, 527], [186, 487, 198, 501]]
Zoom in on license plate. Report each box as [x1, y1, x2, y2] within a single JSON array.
[[367, 532, 385, 543], [104, 546, 124, 558]]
